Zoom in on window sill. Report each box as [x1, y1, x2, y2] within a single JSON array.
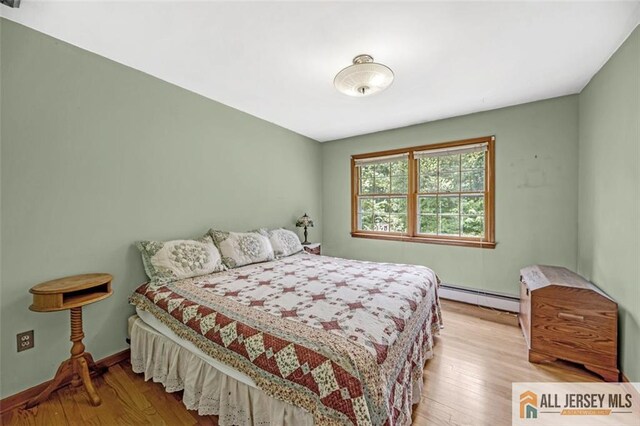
[[350, 232, 497, 249]]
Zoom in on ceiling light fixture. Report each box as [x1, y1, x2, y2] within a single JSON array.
[[334, 54, 394, 97]]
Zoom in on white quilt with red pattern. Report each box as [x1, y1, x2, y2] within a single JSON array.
[[130, 252, 442, 426]]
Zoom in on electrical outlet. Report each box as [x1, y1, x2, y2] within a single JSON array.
[[17, 330, 34, 352]]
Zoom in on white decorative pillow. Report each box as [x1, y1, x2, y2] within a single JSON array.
[[210, 230, 275, 268], [265, 228, 303, 258], [136, 234, 225, 286]]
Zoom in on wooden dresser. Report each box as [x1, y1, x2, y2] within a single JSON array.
[[519, 265, 619, 382]]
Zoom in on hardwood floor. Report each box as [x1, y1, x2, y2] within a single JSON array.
[[1, 300, 602, 426]]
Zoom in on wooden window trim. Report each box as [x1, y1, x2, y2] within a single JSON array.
[[351, 136, 496, 249]]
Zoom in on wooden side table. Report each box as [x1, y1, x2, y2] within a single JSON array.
[[27, 273, 113, 408], [303, 243, 321, 255]]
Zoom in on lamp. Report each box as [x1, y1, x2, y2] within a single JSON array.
[[1, 0, 21, 8], [334, 54, 394, 97], [295, 213, 314, 245]]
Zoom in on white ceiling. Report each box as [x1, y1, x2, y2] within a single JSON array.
[[2, 1, 639, 142]]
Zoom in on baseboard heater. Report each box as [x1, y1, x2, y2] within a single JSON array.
[[439, 283, 520, 313]]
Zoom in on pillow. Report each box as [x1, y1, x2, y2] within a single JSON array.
[[264, 228, 303, 258], [210, 229, 275, 268], [136, 234, 225, 285]]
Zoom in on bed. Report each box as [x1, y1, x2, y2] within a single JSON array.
[[129, 252, 442, 425]]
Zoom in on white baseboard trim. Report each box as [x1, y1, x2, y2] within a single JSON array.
[[439, 284, 520, 313]]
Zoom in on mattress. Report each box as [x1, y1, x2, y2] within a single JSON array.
[[135, 306, 256, 388], [130, 252, 442, 425]]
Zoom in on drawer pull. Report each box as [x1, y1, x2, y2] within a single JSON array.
[[558, 312, 584, 322]]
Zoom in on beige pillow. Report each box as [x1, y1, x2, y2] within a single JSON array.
[[209, 230, 275, 268], [264, 228, 303, 258], [136, 234, 225, 286]]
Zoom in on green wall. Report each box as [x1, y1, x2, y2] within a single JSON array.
[[578, 26, 639, 381], [321, 96, 579, 297], [0, 19, 322, 397]]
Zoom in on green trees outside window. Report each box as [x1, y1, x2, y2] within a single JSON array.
[[352, 137, 495, 248], [357, 160, 408, 232], [417, 151, 485, 237]]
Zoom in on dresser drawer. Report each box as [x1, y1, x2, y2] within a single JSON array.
[[530, 296, 617, 368]]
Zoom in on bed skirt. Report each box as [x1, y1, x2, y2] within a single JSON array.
[[129, 315, 314, 426]]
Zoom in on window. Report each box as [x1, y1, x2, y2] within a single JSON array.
[[356, 153, 408, 233], [351, 136, 495, 248]]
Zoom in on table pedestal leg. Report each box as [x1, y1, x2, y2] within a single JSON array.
[[26, 307, 103, 409]]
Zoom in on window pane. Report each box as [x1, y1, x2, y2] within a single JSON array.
[[391, 174, 408, 193], [461, 169, 484, 192], [359, 164, 375, 194], [419, 215, 437, 234], [419, 158, 438, 193], [373, 220, 390, 232], [440, 215, 460, 235], [419, 174, 437, 193], [358, 213, 373, 231], [373, 163, 391, 193], [438, 196, 460, 214], [389, 197, 407, 214], [392, 160, 408, 193], [438, 171, 460, 193], [372, 213, 389, 231], [461, 151, 485, 170], [389, 214, 407, 232], [461, 195, 484, 215], [462, 215, 484, 237], [371, 198, 388, 232], [360, 160, 408, 195], [358, 198, 374, 231], [376, 162, 390, 175], [420, 157, 438, 174], [390, 160, 408, 176], [374, 197, 390, 214], [418, 196, 437, 214], [358, 195, 408, 234], [358, 197, 374, 211], [439, 154, 460, 171]]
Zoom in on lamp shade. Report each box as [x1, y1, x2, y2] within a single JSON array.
[[334, 54, 394, 97], [296, 213, 314, 228]]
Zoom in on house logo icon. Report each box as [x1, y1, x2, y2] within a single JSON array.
[[520, 391, 538, 419]]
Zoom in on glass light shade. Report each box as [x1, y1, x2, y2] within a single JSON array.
[[334, 55, 394, 97], [296, 213, 314, 228]]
